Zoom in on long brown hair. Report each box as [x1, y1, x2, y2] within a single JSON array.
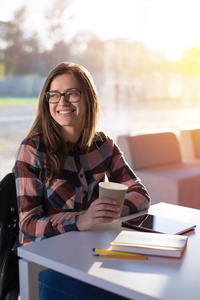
[[24, 62, 100, 184]]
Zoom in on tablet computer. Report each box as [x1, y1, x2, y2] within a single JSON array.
[[121, 214, 196, 235]]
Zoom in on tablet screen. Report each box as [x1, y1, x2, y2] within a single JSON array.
[[121, 214, 196, 235]]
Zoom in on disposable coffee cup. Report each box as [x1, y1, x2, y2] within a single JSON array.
[[99, 182, 128, 219]]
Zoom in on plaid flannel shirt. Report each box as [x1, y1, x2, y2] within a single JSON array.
[[15, 131, 150, 246]]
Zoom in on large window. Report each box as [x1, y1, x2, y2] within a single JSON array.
[[1, 0, 200, 179]]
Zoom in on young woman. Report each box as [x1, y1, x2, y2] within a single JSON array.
[[15, 62, 150, 299]]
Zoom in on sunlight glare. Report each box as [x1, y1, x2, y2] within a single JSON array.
[[1, 0, 200, 60], [165, 48, 183, 62], [71, 0, 143, 41], [71, 0, 200, 62], [142, 0, 200, 61]]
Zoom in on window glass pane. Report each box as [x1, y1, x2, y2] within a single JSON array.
[[1, 0, 200, 178]]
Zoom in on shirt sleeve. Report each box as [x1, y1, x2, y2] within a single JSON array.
[[15, 137, 78, 247], [106, 136, 151, 214], [63, 215, 79, 231]]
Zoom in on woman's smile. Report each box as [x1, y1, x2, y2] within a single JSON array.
[[57, 108, 76, 115], [58, 110, 74, 114]]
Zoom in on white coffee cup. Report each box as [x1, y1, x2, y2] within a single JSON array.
[[99, 182, 128, 219]]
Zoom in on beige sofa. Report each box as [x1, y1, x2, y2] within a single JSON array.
[[117, 131, 200, 209]]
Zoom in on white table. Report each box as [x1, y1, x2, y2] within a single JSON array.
[[18, 203, 200, 300]]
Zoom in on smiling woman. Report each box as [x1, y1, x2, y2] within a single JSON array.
[[12, 62, 150, 299]]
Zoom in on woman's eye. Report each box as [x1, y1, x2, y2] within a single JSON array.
[[51, 93, 58, 98]]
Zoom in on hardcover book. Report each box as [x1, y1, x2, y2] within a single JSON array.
[[110, 230, 188, 258]]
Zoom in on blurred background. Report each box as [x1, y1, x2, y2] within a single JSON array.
[[1, 0, 200, 179]]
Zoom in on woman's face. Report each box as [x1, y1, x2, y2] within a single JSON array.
[[48, 73, 86, 140]]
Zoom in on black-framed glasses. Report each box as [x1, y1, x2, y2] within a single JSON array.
[[45, 90, 83, 103]]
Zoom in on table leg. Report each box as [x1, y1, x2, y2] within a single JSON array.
[[19, 259, 46, 300]]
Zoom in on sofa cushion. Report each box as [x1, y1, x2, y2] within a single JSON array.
[[117, 132, 181, 170], [136, 163, 200, 208]]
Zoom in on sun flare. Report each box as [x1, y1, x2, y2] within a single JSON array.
[[70, 0, 200, 62], [1, 0, 200, 61]]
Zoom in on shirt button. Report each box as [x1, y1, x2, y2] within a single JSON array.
[[80, 174, 83, 178]]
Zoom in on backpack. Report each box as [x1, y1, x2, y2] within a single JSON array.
[[0, 173, 19, 300]]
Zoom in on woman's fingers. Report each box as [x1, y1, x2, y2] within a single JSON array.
[[50, 212, 76, 226], [91, 197, 120, 217], [76, 198, 120, 231], [64, 212, 80, 220]]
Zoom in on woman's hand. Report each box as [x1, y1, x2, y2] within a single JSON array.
[[76, 197, 120, 231], [50, 212, 79, 226]]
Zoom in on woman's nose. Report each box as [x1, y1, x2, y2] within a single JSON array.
[[59, 94, 70, 105]]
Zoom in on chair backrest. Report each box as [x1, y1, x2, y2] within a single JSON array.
[[0, 173, 19, 300], [117, 131, 181, 170]]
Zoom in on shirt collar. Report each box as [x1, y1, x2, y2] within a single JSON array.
[[66, 134, 83, 152]]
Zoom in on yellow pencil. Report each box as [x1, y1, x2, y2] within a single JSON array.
[[93, 248, 147, 259], [94, 253, 148, 260]]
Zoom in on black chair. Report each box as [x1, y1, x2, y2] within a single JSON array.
[[0, 173, 19, 300]]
